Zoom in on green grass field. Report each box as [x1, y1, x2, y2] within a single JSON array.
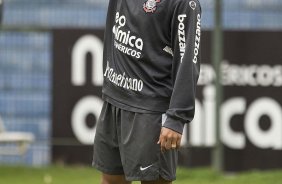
[[0, 165, 281, 184]]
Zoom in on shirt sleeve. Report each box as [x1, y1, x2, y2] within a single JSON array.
[[163, 0, 201, 134]]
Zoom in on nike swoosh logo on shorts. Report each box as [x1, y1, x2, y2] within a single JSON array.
[[140, 164, 153, 171]]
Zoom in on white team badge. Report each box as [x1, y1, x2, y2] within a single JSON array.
[[143, 0, 161, 13], [189, 1, 197, 10]]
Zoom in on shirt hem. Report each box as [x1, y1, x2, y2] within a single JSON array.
[[102, 84, 170, 113]]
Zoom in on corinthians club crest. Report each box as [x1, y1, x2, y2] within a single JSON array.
[[143, 0, 161, 13]]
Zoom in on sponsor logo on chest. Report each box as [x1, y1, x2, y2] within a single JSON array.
[[112, 12, 144, 59]]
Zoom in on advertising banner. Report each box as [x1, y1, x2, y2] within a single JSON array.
[[184, 31, 282, 171], [52, 30, 282, 171], [52, 29, 104, 164]]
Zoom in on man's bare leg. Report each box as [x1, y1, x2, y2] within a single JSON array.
[[101, 173, 131, 184], [141, 178, 172, 184]]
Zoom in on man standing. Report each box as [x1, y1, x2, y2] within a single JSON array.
[[93, 0, 201, 183]]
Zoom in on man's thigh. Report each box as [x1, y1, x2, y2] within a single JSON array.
[[93, 102, 124, 175], [119, 111, 177, 182]]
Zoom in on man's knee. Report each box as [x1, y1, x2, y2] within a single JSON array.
[[101, 173, 131, 184], [141, 177, 172, 184]]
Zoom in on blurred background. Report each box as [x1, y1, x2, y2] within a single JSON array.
[[1, 0, 282, 178]]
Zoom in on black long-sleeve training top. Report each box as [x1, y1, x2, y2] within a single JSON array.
[[102, 0, 201, 134]]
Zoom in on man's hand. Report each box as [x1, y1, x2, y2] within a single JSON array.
[[157, 127, 182, 152]]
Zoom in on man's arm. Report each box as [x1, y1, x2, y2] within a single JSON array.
[[158, 0, 201, 151]]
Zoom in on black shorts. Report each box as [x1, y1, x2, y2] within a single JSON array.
[[92, 101, 178, 181]]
